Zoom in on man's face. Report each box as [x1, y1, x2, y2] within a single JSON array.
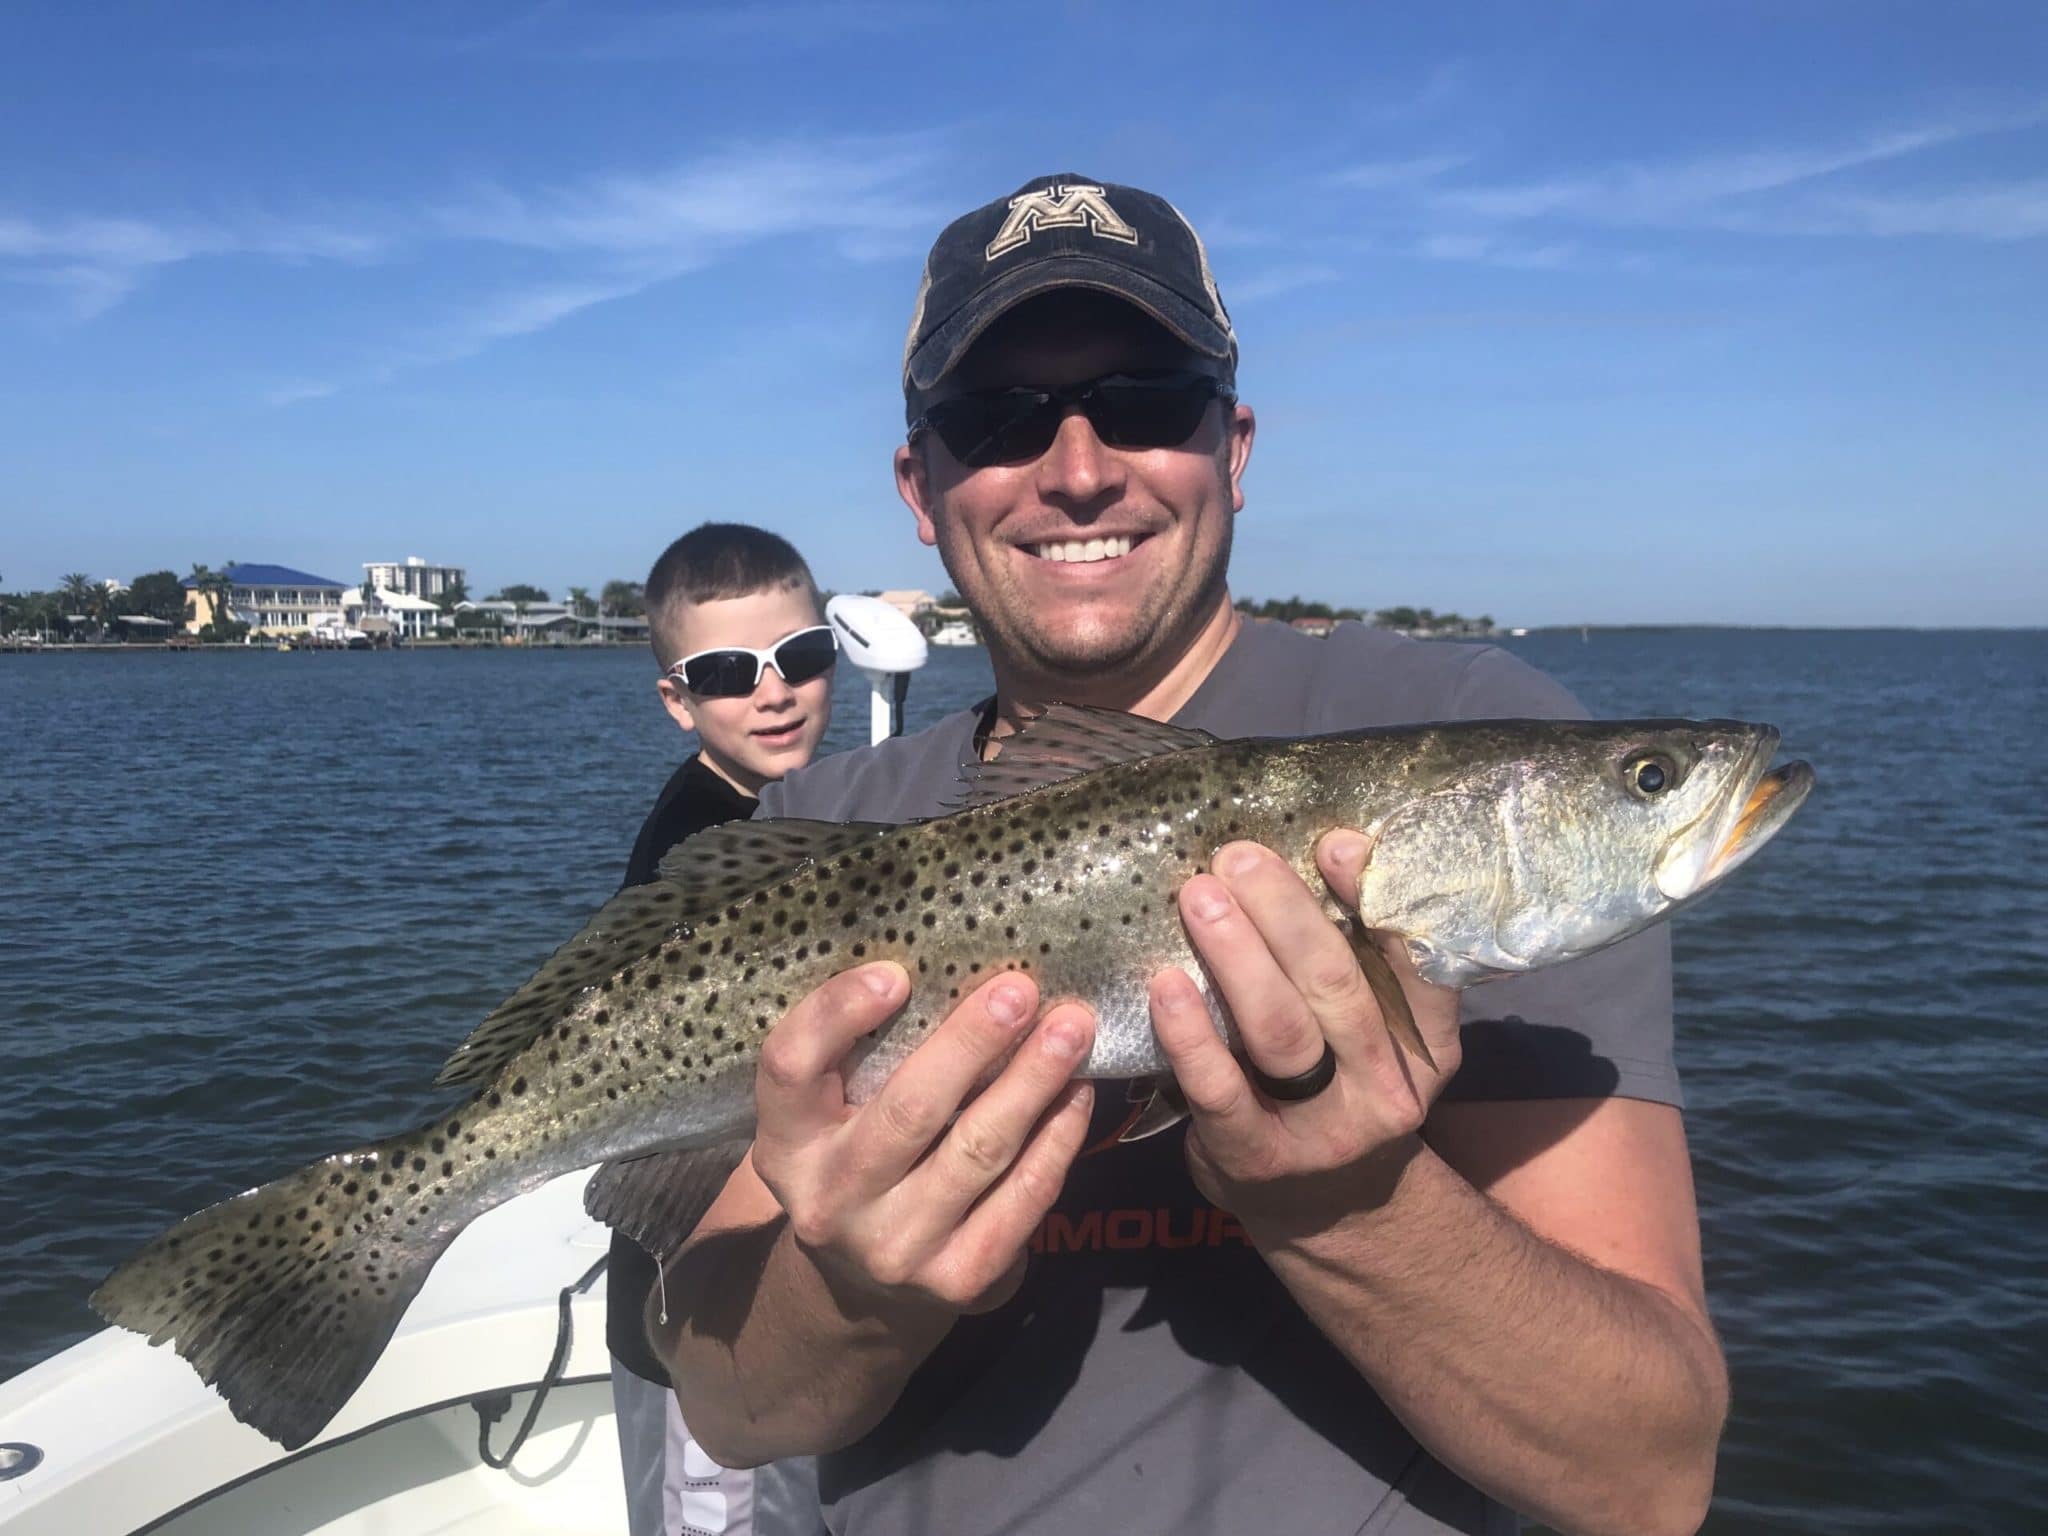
[[896, 293, 1254, 684], [655, 584, 834, 796]]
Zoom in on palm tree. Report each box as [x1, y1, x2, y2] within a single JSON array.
[[600, 579, 645, 617], [188, 562, 240, 638], [564, 585, 594, 639]]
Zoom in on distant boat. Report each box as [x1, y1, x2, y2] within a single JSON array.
[[930, 620, 978, 647]]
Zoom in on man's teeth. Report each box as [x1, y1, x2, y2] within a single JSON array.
[[1031, 535, 1135, 563]]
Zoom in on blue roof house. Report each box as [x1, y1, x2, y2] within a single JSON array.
[[182, 564, 347, 636]]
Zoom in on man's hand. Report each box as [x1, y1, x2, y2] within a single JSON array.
[[1151, 831, 1461, 1236], [750, 963, 1096, 1316]]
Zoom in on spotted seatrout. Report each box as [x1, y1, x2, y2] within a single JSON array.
[[92, 705, 1811, 1448]]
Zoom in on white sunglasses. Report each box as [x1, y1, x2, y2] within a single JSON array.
[[666, 624, 838, 697]]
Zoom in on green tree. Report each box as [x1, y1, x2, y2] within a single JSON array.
[[10, 590, 58, 638], [567, 585, 595, 619], [60, 572, 96, 621], [491, 583, 550, 603], [125, 570, 187, 623], [600, 579, 645, 617], [432, 579, 470, 635]]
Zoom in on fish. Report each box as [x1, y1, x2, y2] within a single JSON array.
[[90, 705, 1812, 1449]]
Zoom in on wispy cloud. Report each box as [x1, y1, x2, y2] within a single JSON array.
[[566, 1, 940, 60], [1229, 263, 1343, 303], [1427, 108, 2048, 243], [433, 138, 938, 258], [1433, 123, 1973, 226], [1311, 107, 2048, 275], [194, 3, 935, 68], [1747, 181, 2048, 241], [1326, 154, 1468, 191], [258, 135, 940, 401], [0, 211, 384, 318]]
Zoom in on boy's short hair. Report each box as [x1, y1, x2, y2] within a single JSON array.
[[646, 522, 821, 667]]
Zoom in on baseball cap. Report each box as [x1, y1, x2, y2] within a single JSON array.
[[901, 173, 1236, 407]]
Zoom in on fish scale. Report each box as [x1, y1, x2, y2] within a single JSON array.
[[90, 704, 1811, 1450]]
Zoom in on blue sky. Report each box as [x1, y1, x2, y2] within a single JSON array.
[[2, 2, 2043, 627]]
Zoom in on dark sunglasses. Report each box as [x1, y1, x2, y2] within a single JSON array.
[[667, 624, 837, 698], [909, 369, 1235, 469]]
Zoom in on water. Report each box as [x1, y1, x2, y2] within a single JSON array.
[[1, 631, 2043, 1531]]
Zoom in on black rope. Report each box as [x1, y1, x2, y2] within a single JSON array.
[[475, 1253, 610, 1470]]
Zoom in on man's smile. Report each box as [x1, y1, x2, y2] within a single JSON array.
[[1020, 532, 1152, 565]]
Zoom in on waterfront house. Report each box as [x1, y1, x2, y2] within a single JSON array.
[[182, 564, 347, 636], [878, 589, 936, 621], [454, 600, 579, 641], [344, 585, 444, 640]]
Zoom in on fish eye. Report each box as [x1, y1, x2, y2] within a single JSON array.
[[1625, 753, 1678, 798]]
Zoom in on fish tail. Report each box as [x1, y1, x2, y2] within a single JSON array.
[[90, 1135, 464, 1450]]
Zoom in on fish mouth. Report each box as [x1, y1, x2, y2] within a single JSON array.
[[1701, 757, 1814, 885], [1654, 729, 1814, 901]]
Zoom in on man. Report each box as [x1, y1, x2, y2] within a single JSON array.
[[611, 522, 834, 1536], [653, 175, 1727, 1536]]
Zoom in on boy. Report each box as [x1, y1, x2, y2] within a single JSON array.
[[610, 522, 835, 1536]]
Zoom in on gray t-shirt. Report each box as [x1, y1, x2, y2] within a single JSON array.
[[760, 620, 1678, 1536]]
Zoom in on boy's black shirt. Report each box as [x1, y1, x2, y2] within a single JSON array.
[[607, 751, 758, 1385]]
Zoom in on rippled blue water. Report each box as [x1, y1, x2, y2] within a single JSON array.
[[2, 631, 2042, 1531]]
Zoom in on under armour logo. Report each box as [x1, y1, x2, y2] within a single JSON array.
[[985, 184, 1140, 261]]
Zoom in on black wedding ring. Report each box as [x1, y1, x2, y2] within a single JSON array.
[[1245, 1041, 1339, 1102]]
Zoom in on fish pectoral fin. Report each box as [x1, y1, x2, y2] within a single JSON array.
[[1118, 1077, 1191, 1142], [1343, 917, 1439, 1075], [584, 1139, 753, 1260], [947, 703, 1219, 809]]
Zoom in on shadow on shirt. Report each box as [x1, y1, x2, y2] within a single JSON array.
[[800, 1022, 1621, 1529]]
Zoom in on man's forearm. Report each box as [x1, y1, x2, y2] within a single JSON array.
[[651, 1217, 954, 1468], [1251, 1141, 1726, 1536]]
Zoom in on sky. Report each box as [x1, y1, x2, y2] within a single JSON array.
[[2, 1, 2043, 628]]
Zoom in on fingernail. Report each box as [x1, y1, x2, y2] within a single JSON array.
[[1218, 844, 1260, 879], [1325, 832, 1368, 873], [1187, 881, 1231, 922], [1044, 1015, 1089, 1058], [987, 982, 1030, 1025], [1067, 1082, 1094, 1112], [861, 964, 903, 999]]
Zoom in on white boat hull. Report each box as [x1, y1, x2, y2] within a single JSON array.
[[0, 1172, 626, 1536]]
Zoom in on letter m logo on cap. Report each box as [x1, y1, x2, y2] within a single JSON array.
[[985, 183, 1140, 262]]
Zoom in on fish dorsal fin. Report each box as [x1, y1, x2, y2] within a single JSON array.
[[436, 818, 893, 1090], [951, 703, 1217, 809], [652, 817, 896, 905], [434, 881, 698, 1088]]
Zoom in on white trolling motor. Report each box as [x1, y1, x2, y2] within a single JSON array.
[[825, 594, 930, 745]]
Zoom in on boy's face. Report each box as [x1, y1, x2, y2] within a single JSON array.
[[656, 584, 833, 796]]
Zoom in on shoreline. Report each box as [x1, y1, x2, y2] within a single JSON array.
[[5, 622, 2041, 657]]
